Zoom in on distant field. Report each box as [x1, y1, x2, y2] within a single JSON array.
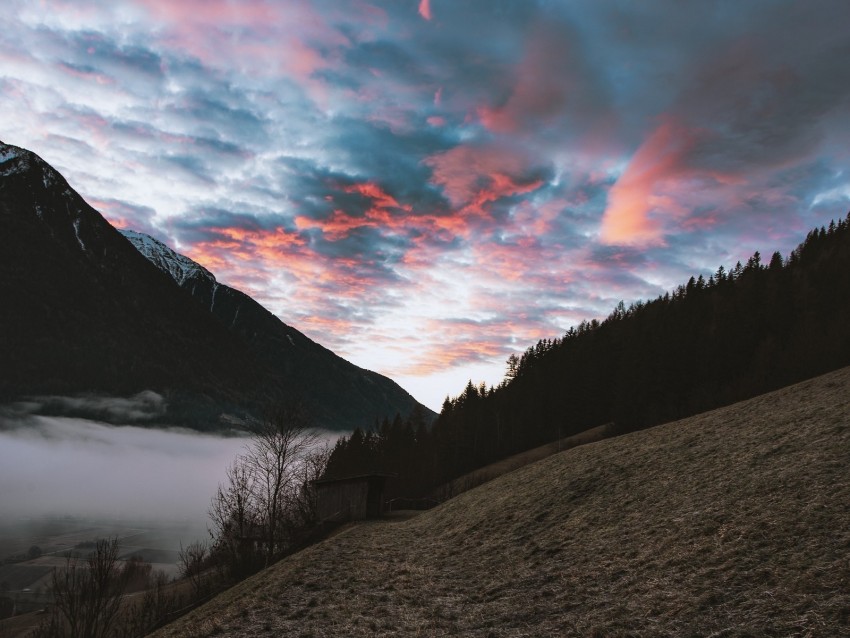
[[0, 565, 52, 591], [156, 366, 850, 637], [0, 519, 205, 594]]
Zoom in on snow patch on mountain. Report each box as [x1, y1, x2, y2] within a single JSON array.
[[0, 141, 65, 189], [0, 144, 20, 163], [210, 282, 219, 312], [120, 229, 216, 286], [0, 143, 26, 177], [73, 219, 86, 251]]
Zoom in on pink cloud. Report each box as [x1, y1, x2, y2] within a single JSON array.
[[295, 181, 415, 240], [135, 0, 346, 96], [599, 117, 697, 247], [511, 197, 567, 237], [418, 0, 432, 21], [344, 182, 410, 210], [394, 321, 511, 376], [182, 226, 307, 279], [390, 312, 554, 378], [138, 0, 276, 24], [424, 143, 544, 211], [477, 17, 608, 139]]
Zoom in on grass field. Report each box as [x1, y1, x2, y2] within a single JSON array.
[[154, 366, 848, 636], [438, 422, 612, 500]]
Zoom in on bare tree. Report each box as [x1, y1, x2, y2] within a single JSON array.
[[291, 442, 332, 528], [209, 402, 323, 577], [177, 541, 208, 598], [118, 570, 175, 638], [245, 403, 318, 562], [209, 455, 265, 579], [41, 537, 130, 638], [209, 457, 256, 553]]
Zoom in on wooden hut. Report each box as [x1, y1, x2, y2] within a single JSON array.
[[312, 474, 393, 522]]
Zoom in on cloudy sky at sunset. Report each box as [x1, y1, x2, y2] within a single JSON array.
[[2, 1, 849, 410]]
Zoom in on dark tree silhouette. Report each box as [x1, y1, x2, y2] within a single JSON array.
[[323, 213, 850, 503]]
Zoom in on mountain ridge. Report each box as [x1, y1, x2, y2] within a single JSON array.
[[120, 229, 217, 288], [120, 228, 429, 429], [0, 140, 431, 430]]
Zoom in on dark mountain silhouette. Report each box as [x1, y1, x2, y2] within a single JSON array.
[[0, 141, 429, 430], [121, 230, 428, 430]]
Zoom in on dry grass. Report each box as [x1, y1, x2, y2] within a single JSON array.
[[152, 367, 850, 637], [440, 423, 612, 499]]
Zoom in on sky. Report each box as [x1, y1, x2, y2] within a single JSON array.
[[2, 1, 849, 411]]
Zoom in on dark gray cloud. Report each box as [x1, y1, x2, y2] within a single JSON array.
[[64, 29, 164, 77], [2, 391, 166, 426], [165, 91, 268, 143]]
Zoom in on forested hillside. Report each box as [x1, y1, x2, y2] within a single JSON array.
[[325, 213, 850, 498], [155, 365, 850, 638]]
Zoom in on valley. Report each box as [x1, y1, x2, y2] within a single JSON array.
[[0, 517, 207, 635]]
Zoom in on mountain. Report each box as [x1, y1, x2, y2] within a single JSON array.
[[0, 140, 429, 430], [120, 229, 429, 430], [152, 366, 850, 637]]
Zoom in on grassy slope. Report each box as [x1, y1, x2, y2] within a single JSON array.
[[439, 423, 612, 499], [154, 367, 850, 637]]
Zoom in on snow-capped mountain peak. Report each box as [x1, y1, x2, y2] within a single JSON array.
[[0, 143, 21, 164], [0, 140, 62, 189], [120, 229, 216, 286]]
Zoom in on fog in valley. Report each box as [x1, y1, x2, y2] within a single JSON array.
[[0, 411, 247, 526], [0, 398, 285, 568], [0, 393, 343, 583]]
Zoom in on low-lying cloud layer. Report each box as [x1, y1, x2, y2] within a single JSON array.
[[11, 390, 168, 424], [2, 1, 849, 407], [0, 414, 249, 524]]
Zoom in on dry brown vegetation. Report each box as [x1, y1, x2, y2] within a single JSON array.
[[152, 367, 850, 637], [439, 422, 612, 500]]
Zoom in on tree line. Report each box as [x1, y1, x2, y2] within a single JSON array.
[[324, 213, 850, 499]]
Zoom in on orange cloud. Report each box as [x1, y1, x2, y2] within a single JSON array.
[[295, 181, 415, 240], [183, 225, 307, 280], [424, 143, 544, 211], [343, 182, 410, 211], [599, 117, 696, 247], [295, 168, 545, 248]]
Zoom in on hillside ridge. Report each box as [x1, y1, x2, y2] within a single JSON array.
[[153, 365, 850, 636]]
